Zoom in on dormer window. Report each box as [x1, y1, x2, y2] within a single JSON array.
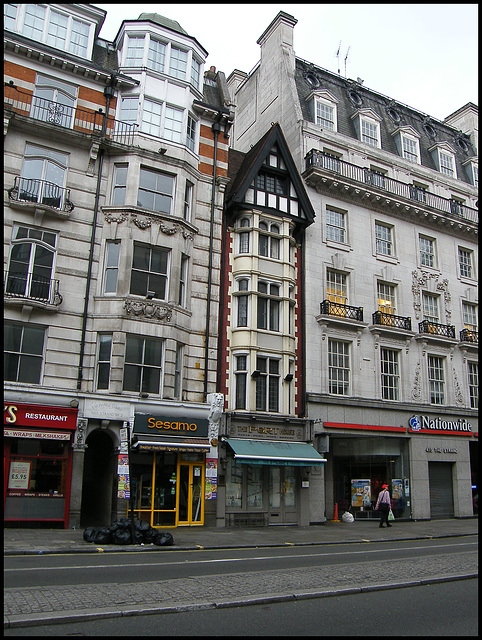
[[463, 158, 478, 187], [391, 126, 421, 164], [429, 142, 457, 179], [307, 90, 338, 132], [351, 109, 382, 148]]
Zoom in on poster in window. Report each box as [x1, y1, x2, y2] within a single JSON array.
[[9, 461, 31, 490], [351, 479, 371, 508]]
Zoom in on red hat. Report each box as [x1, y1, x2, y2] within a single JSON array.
[[382, 484, 388, 489]]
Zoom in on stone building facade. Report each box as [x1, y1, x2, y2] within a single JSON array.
[[227, 11, 478, 521]]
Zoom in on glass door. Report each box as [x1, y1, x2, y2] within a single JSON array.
[[178, 462, 204, 525], [268, 466, 298, 524]]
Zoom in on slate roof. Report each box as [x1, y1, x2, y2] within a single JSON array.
[[294, 58, 476, 185]]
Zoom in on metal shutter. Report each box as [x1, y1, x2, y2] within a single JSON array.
[[428, 462, 454, 519]]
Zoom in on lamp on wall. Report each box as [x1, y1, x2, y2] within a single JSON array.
[[284, 373, 293, 382], [251, 370, 261, 378]]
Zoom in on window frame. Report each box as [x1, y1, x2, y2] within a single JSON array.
[[458, 247, 473, 279], [377, 281, 397, 315], [255, 356, 280, 412], [130, 242, 170, 301], [328, 338, 350, 396], [326, 269, 347, 305], [380, 347, 400, 401], [122, 334, 164, 395], [468, 362, 478, 409], [96, 333, 113, 390], [103, 240, 121, 295], [326, 207, 346, 244], [422, 292, 439, 323], [4, 322, 45, 384], [419, 235, 436, 268], [234, 353, 248, 410], [428, 354, 445, 405], [375, 221, 394, 257], [257, 281, 281, 332], [137, 167, 175, 215]]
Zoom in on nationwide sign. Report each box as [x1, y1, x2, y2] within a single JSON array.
[[409, 415, 473, 435]]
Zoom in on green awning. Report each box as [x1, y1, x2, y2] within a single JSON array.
[[225, 438, 326, 466]]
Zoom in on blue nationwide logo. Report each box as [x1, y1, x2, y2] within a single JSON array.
[[409, 415, 422, 431]]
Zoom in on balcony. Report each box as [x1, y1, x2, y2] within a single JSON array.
[[304, 150, 478, 227], [8, 177, 74, 217], [4, 83, 137, 146], [460, 328, 478, 344], [320, 300, 363, 321], [418, 319, 456, 339], [4, 271, 62, 308], [372, 311, 412, 330]]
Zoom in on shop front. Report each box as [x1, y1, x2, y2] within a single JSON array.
[[321, 423, 410, 520], [316, 410, 477, 521], [130, 410, 211, 527], [218, 414, 326, 526], [4, 402, 78, 528]]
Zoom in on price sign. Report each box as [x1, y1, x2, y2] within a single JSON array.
[[9, 461, 31, 489]]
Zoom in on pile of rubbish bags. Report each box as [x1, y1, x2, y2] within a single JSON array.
[[83, 518, 174, 546]]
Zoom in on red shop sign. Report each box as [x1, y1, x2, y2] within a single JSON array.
[[4, 403, 78, 430]]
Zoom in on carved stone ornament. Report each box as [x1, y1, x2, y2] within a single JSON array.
[[207, 393, 224, 443], [104, 211, 128, 224], [411, 362, 422, 401], [124, 299, 172, 322], [452, 368, 464, 406], [411, 269, 452, 323]]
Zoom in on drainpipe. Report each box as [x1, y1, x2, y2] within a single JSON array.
[[203, 116, 222, 400], [76, 79, 115, 389]]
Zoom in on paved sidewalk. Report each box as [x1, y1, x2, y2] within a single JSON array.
[[3, 516, 478, 555]]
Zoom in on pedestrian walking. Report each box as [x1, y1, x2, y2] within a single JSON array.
[[376, 484, 392, 528]]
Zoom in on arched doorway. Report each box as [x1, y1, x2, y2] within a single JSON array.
[[80, 429, 117, 527]]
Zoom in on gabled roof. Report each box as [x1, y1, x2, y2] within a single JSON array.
[[225, 123, 315, 232]]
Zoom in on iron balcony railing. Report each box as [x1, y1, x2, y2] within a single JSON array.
[[4, 82, 137, 146], [418, 319, 456, 339], [4, 270, 62, 306], [460, 328, 478, 343], [320, 299, 364, 321], [372, 311, 412, 330], [305, 149, 478, 225], [8, 176, 74, 212]]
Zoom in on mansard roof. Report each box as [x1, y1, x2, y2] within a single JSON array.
[[225, 122, 315, 232], [294, 59, 477, 185]]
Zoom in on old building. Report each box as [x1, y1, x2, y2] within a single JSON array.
[[217, 122, 326, 526], [227, 12, 478, 521], [4, 5, 232, 528]]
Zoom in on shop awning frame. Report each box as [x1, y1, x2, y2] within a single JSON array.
[[224, 438, 327, 466]]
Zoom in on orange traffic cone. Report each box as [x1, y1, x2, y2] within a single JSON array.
[[331, 502, 341, 522]]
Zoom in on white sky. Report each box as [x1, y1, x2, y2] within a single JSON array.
[[93, 3, 478, 122]]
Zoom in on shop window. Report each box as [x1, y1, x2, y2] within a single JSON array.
[[130, 243, 170, 300], [4, 322, 45, 384], [123, 335, 164, 395], [428, 355, 445, 405], [328, 339, 350, 395]]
